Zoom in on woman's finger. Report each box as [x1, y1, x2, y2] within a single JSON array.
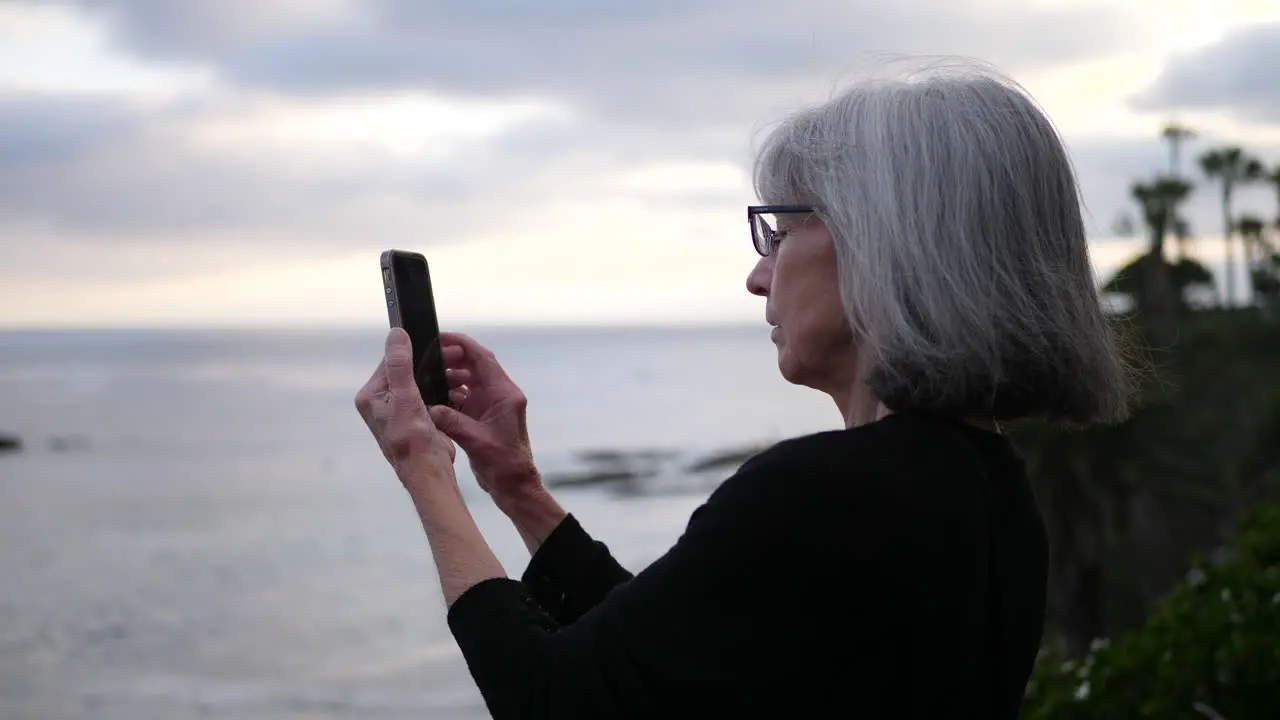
[[449, 388, 468, 407], [441, 348, 489, 386], [355, 358, 389, 418], [446, 368, 471, 388], [439, 332, 511, 384], [383, 329, 418, 399]]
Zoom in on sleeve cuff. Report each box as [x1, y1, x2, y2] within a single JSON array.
[[521, 513, 631, 624], [446, 576, 560, 713], [447, 576, 555, 637]]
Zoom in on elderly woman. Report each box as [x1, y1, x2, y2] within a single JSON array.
[[356, 66, 1131, 719]]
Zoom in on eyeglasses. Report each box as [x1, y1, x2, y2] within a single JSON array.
[[747, 204, 816, 257]]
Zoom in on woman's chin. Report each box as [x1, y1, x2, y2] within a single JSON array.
[[774, 342, 831, 390], [774, 345, 801, 385]]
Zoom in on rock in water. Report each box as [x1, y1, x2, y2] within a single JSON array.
[[48, 435, 89, 453], [0, 433, 21, 454], [685, 443, 769, 473], [544, 469, 655, 489]]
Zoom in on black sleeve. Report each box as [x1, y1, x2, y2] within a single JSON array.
[[518, 513, 634, 625], [448, 432, 996, 720], [446, 448, 829, 720]]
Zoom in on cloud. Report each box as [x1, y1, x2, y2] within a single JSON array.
[[58, 0, 1138, 126], [0, 0, 1148, 239], [0, 93, 144, 168], [1, 0, 1172, 324], [0, 90, 587, 242], [70, 0, 348, 60], [14, 83, 1273, 301], [1132, 22, 1280, 124], [4, 86, 1210, 264], [0, 84, 758, 298]]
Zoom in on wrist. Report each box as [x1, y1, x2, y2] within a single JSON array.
[[483, 453, 542, 490], [495, 484, 567, 552], [398, 454, 459, 500], [493, 481, 554, 515]]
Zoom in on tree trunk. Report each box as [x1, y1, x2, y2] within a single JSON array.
[[1244, 235, 1256, 307], [1223, 192, 1235, 307], [1140, 249, 1176, 343]]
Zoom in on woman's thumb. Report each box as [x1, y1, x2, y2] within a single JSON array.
[[429, 405, 480, 445]]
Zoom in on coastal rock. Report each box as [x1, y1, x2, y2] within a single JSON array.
[[607, 470, 724, 499], [544, 468, 658, 489], [543, 448, 676, 489], [49, 435, 89, 453], [544, 442, 773, 494], [575, 448, 679, 466], [684, 443, 769, 473], [0, 433, 22, 454]]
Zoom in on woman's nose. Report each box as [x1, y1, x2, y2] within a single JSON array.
[[746, 258, 771, 297]]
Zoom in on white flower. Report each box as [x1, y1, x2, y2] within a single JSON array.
[[1074, 681, 1091, 701]]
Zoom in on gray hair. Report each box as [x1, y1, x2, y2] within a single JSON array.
[[753, 59, 1133, 423]]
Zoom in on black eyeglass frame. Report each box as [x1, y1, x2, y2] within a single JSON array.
[[747, 204, 816, 257]]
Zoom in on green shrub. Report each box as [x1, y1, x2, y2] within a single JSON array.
[[1022, 503, 1280, 720]]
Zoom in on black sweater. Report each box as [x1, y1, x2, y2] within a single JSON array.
[[447, 411, 1049, 719]]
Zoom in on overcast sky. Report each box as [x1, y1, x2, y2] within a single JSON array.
[[2, 0, 1280, 329]]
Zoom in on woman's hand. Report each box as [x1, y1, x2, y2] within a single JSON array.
[[355, 329, 457, 494], [428, 332, 545, 500]]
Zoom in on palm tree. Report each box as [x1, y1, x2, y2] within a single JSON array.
[[1164, 205, 1196, 262], [1133, 177, 1192, 256], [1268, 166, 1280, 238], [1159, 125, 1198, 262], [1200, 147, 1265, 307], [1130, 176, 1193, 331], [1161, 123, 1197, 178], [1237, 216, 1266, 306], [1237, 215, 1265, 265], [1241, 211, 1280, 309]]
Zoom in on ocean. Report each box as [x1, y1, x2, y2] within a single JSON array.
[[0, 326, 839, 719]]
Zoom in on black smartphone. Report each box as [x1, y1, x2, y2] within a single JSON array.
[[380, 250, 450, 406]]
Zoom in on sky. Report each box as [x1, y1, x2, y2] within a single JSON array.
[[2, 0, 1280, 329]]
